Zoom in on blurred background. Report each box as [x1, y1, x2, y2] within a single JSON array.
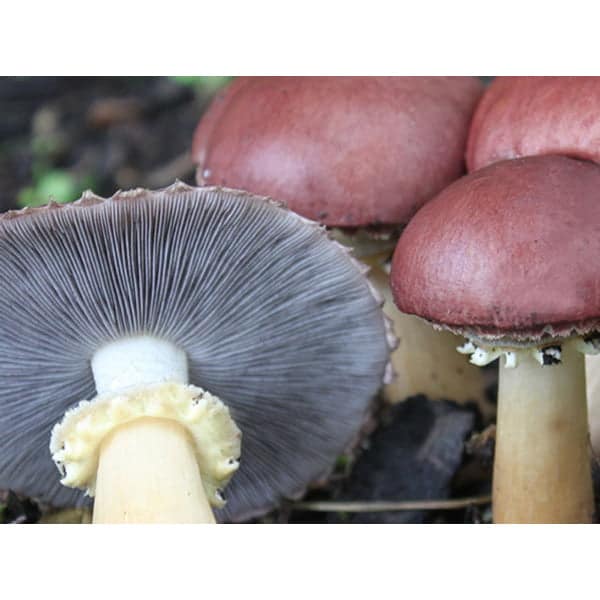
[[0, 76, 231, 211]]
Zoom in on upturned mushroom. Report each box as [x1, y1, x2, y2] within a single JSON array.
[[0, 183, 391, 523], [192, 76, 489, 412], [466, 75, 600, 454], [391, 155, 600, 523]]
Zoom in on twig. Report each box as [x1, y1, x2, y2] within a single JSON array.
[[291, 494, 491, 512]]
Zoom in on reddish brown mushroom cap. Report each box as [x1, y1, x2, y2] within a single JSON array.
[[467, 77, 600, 172], [391, 155, 600, 343], [193, 76, 483, 228]]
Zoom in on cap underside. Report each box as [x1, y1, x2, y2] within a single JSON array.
[[0, 184, 390, 522]]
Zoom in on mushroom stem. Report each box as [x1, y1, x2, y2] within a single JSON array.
[[93, 417, 215, 523], [585, 354, 600, 458], [494, 345, 594, 523], [366, 262, 490, 414], [91, 336, 216, 523]]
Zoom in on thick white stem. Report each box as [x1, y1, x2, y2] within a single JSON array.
[[585, 354, 600, 458], [90, 336, 215, 523], [92, 336, 188, 394], [494, 346, 594, 523]]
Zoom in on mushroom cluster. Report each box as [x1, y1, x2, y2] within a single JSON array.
[[192, 76, 489, 412], [6, 76, 594, 526], [0, 183, 391, 523]]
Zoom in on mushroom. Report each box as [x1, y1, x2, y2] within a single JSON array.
[[466, 76, 600, 172], [390, 155, 600, 523], [192, 76, 490, 413], [466, 75, 600, 456], [0, 183, 391, 523]]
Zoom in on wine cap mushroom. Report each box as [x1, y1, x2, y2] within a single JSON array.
[[193, 76, 483, 228], [467, 76, 600, 172], [391, 155, 599, 522], [392, 155, 600, 341], [192, 76, 489, 410], [0, 183, 391, 523]]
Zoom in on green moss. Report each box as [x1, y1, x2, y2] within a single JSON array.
[[18, 170, 97, 208]]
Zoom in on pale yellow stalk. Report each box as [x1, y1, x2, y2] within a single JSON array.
[[494, 346, 593, 523], [93, 417, 216, 524]]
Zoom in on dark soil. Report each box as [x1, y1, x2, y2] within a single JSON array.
[[323, 397, 479, 524]]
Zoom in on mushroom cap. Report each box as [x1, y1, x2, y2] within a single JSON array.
[[390, 155, 600, 344], [192, 76, 483, 228], [467, 76, 600, 172], [0, 184, 390, 522]]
